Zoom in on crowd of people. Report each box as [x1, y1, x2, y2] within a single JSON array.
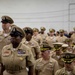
[[0, 15, 75, 75]]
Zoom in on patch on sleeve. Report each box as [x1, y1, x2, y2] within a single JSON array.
[[2, 50, 11, 56]]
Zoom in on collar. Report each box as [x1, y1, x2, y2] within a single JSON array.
[[10, 42, 22, 51], [25, 38, 33, 44], [41, 56, 53, 63], [0, 31, 10, 37], [63, 67, 75, 74]]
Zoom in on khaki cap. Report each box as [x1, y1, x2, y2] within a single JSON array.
[[62, 44, 68, 48], [49, 28, 54, 32], [61, 53, 75, 64], [62, 44, 68, 52], [59, 29, 64, 33], [53, 42, 63, 50], [10, 26, 25, 38], [52, 29, 55, 32], [40, 27, 46, 31], [1, 15, 14, 24], [33, 28, 39, 32], [40, 42, 52, 52]]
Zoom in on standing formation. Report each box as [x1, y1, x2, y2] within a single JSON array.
[[0, 15, 75, 75]]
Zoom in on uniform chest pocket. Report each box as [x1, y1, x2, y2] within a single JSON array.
[[45, 63, 54, 71], [30, 43, 35, 48], [36, 63, 44, 71], [16, 54, 27, 62]]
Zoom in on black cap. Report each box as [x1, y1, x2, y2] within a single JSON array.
[[61, 53, 75, 64]]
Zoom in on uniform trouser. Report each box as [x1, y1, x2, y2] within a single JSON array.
[[3, 69, 28, 75]]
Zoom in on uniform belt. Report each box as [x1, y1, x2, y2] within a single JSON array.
[[6, 70, 21, 74], [6, 66, 23, 74]]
